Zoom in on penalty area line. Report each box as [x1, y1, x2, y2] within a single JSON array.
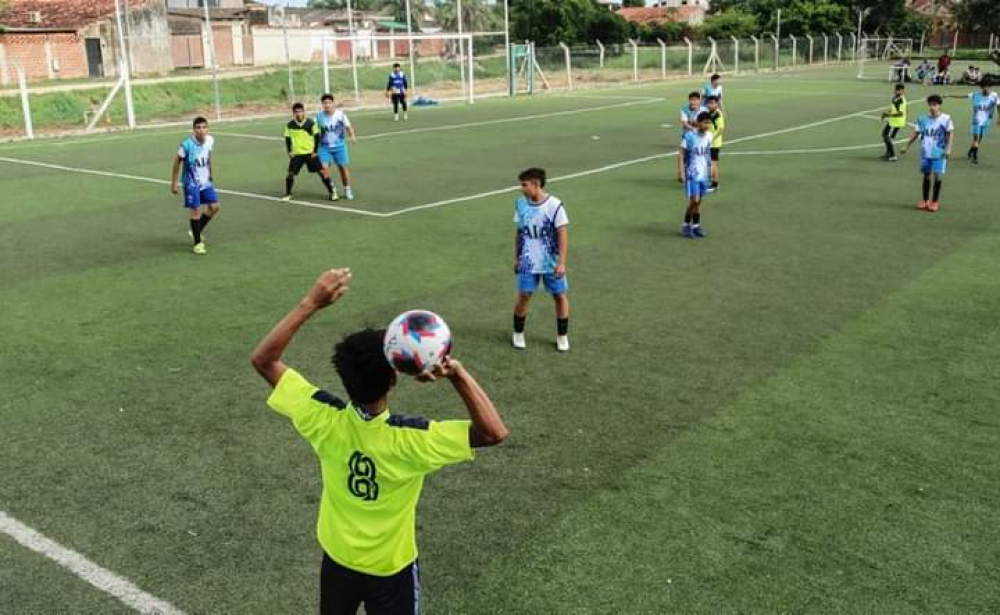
[[0, 510, 185, 614]]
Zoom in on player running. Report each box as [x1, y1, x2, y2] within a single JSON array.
[[703, 74, 723, 109], [678, 112, 714, 238], [900, 94, 954, 213], [252, 268, 508, 615], [512, 168, 571, 353], [950, 84, 998, 164], [386, 63, 409, 122], [170, 117, 219, 255], [316, 94, 357, 201], [282, 103, 335, 201], [880, 83, 908, 162], [705, 95, 725, 191]]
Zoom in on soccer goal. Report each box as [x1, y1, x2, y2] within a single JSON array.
[[319, 32, 509, 107], [857, 36, 915, 81]]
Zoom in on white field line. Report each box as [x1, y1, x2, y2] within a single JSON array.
[[727, 140, 908, 156], [384, 106, 886, 217], [0, 156, 386, 217], [214, 98, 666, 144], [0, 511, 185, 615], [859, 113, 918, 129], [0, 106, 885, 220], [553, 93, 667, 102]]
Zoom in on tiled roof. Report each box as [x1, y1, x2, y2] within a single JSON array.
[[618, 6, 705, 25], [1, 0, 149, 31]]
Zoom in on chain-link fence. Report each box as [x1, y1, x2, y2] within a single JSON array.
[[0, 29, 889, 140]]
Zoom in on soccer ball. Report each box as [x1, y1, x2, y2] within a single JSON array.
[[383, 310, 452, 376]]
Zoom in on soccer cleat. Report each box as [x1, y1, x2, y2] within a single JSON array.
[[404, 113, 409, 121], [281, 194, 292, 201], [512, 332, 526, 350], [680, 225, 693, 238], [927, 201, 940, 212], [330, 191, 340, 201], [692, 226, 706, 238], [887, 156, 899, 162], [972, 158, 979, 165], [192, 242, 207, 255], [345, 188, 354, 201], [556, 335, 570, 352], [916, 200, 929, 211], [394, 114, 399, 122]]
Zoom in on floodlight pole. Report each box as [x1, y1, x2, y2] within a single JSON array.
[[347, 0, 360, 103], [280, 4, 294, 104], [405, 0, 417, 96], [113, 0, 136, 128]]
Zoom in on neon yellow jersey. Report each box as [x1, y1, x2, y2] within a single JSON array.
[[709, 110, 725, 148], [284, 118, 319, 156], [888, 95, 908, 129], [267, 368, 474, 576]]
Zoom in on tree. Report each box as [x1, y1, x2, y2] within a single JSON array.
[[510, 0, 609, 46], [700, 10, 760, 40], [622, 0, 644, 7], [955, 0, 1000, 35]]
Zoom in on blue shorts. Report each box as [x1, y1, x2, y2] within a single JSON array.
[[319, 146, 350, 167], [972, 123, 991, 138], [518, 273, 569, 296], [920, 157, 947, 175], [686, 179, 710, 199], [183, 184, 219, 209]]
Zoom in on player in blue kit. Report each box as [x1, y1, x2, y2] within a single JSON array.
[[678, 92, 706, 183], [386, 63, 409, 122], [170, 117, 219, 255], [950, 84, 998, 164], [316, 94, 357, 201], [703, 74, 723, 109], [678, 112, 714, 238], [511, 168, 571, 353], [901, 95, 955, 213]]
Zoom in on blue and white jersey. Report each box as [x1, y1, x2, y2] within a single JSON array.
[[703, 83, 723, 101], [514, 195, 569, 275], [916, 113, 954, 160], [316, 109, 352, 150], [177, 135, 214, 189], [387, 71, 408, 94], [681, 131, 713, 182], [680, 104, 707, 135], [969, 91, 998, 127]]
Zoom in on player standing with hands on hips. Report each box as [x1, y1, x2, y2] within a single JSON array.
[[251, 268, 509, 615], [386, 63, 409, 122]]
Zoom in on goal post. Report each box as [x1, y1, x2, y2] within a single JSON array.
[[857, 36, 915, 81], [321, 32, 508, 107]]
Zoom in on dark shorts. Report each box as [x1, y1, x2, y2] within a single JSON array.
[[710, 148, 720, 161], [289, 154, 321, 175], [321, 553, 420, 615]]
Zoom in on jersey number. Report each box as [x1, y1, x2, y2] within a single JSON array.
[[347, 451, 379, 501]]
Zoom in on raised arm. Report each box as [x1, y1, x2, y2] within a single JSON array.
[[251, 269, 352, 388], [439, 359, 509, 448]]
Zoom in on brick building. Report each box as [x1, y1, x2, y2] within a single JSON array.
[[0, 0, 172, 85]]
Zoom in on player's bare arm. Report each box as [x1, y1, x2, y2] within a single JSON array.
[[555, 226, 568, 278], [900, 132, 920, 155], [677, 145, 686, 182], [513, 229, 520, 273], [945, 130, 954, 158], [170, 155, 182, 194], [419, 358, 509, 448], [251, 268, 352, 388]]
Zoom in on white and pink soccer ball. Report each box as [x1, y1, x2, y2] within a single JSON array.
[[383, 310, 452, 376]]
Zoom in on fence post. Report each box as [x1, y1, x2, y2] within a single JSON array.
[[731, 36, 739, 73], [790, 35, 797, 66], [919, 30, 926, 55], [630, 39, 639, 81], [467, 36, 475, 104], [596, 39, 605, 68], [322, 41, 330, 94], [823, 34, 829, 64], [850, 33, 857, 61], [657, 38, 667, 79], [769, 34, 778, 71], [559, 42, 573, 90], [806, 34, 814, 64], [15, 64, 33, 139], [750, 35, 759, 71], [952, 30, 959, 56], [836, 33, 843, 61], [684, 37, 693, 76]]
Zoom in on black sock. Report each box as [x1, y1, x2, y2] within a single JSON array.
[[684, 212, 693, 224], [711, 180, 719, 188], [972, 146, 979, 160], [513, 314, 526, 333], [199, 213, 213, 232], [933, 179, 942, 202], [322, 176, 334, 194], [692, 213, 701, 225], [285, 176, 294, 195], [189, 218, 202, 244], [922, 175, 931, 201], [557, 318, 569, 336]]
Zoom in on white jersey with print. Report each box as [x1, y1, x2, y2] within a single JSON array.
[[916, 113, 955, 160], [680, 104, 707, 135], [514, 195, 569, 275], [317, 109, 352, 149], [681, 131, 713, 182], [703, 84, 723, 101], [178, 135, 214, 189], [969, 91, 999, 127]]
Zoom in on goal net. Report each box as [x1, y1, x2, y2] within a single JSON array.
[[316, 32, 509, 108], [857, 37, 916, 81]]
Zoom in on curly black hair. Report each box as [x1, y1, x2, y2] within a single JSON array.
[[332, 329, 396, 405]]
